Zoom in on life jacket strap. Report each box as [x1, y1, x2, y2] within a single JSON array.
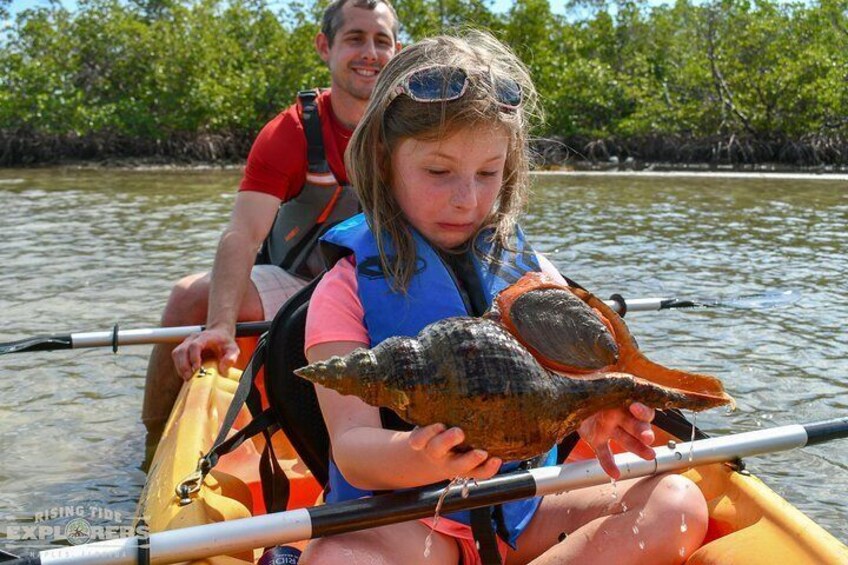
[[298, 89, 327, 171]]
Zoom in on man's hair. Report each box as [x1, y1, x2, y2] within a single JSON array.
[[322, 0, 399, 46]]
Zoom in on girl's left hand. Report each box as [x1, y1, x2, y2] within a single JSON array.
[[577, 403, 656, 479]]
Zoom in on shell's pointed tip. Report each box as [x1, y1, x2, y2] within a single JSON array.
[[293, 365, 312, 379]]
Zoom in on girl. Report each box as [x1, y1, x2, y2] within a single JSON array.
[[301, 31, 708, 564]]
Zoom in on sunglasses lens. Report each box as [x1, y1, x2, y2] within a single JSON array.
[[494, 76, 522, 108], [407, 67, 467, 102]]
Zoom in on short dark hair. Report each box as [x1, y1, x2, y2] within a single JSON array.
[[321, 0, 399, 46]]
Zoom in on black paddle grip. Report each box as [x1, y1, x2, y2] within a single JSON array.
[[804, 418, 848, 446]]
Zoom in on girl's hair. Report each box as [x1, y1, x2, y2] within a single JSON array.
[[346, 30, 540, 291]]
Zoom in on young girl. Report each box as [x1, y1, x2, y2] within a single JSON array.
[[301, 31, 708, 564]]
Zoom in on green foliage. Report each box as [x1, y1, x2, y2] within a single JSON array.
[[0, 0, 845, 148]]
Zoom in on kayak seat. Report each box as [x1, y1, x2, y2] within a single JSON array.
[[264, 275, 332, 489]]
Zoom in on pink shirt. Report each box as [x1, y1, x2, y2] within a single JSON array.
[[304, 253, 566, 353]]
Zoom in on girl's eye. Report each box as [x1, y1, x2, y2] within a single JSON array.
[[478, 171, 499, 178], [426, 169, 449, 176]]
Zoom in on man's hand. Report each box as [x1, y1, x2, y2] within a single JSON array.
[[578, 402, 656, 479], [172, 327, 240, 380]]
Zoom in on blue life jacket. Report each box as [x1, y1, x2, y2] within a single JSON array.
[[318, 213, 557, 547]]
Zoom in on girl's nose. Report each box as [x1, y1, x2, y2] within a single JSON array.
[[450, 176, 478, 209]]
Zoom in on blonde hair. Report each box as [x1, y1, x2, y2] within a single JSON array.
[[346, 30, 540, 291]]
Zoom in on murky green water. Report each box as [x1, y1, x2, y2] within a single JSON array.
[[0, 168, 846, 556]]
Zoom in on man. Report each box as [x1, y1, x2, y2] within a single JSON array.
[[141, 0, 401, 443]]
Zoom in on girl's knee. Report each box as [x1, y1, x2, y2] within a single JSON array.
[[299, 537, 353, 564], [652, 474, 708, 553]]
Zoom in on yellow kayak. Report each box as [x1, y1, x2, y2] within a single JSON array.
[[139, 351, 848, 564]]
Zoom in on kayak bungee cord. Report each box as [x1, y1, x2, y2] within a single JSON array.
[[0, 289, 800, 356], [3, 418, 845, 565]]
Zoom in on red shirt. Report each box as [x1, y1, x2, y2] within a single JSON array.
[[239, 90, 352, 200]]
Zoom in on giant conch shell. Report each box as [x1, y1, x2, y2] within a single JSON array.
[[295, 272, 733, 460]]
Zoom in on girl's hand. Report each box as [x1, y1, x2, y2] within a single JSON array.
[[408, 423, 502, 480], [578, 403, 656, 480]]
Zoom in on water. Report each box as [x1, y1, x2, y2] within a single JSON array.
[[0, 168, 846, 555]]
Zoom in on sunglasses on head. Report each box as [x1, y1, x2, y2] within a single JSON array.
[[387, 65, 523, 110]]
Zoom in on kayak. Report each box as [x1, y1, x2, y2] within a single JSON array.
[[138, 341, 848, 564]]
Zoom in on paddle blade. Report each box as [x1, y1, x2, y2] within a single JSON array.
[[661, 290, 801, 310], [0, 335, 72, 355]]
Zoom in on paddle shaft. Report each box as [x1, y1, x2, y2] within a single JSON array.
[[1, 290, 794, 355], [13, 418, 846, 565]]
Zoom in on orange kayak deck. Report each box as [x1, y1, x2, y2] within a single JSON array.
[[138, 359, 848, 564]]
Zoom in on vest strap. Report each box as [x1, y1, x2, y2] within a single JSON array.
[[470, 507, 503, 564], [298, 89, 326, 170]]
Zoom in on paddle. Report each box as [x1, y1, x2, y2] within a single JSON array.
[[0, 289, 800, 356], [4, 418, 845, 565]]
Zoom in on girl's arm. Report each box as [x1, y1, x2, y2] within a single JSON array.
[[307, 341, 502, 491]]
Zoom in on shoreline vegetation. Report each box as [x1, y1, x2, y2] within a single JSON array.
[[1, 0, 846, 170], [3, 129, 847, 174]]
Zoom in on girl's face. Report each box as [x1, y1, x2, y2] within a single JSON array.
[[390, 124, 509, 250]]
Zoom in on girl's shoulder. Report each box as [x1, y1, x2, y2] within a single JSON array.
[[305, 257, 368, 352]]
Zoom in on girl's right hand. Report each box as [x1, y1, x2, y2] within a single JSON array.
[[408, 423, 502, 480]]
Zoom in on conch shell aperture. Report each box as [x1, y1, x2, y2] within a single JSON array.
[[296, 272, 734, 460]]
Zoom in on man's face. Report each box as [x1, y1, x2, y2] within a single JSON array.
[[316, 2, 399, 102]]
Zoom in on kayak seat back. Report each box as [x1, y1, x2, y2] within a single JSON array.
[[264, 275, 332, 489]]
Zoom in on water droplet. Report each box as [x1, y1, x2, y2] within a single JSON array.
[[632, 525, 640, 535], [621, 502, 628, 512], [680, 513, 688, 533], [680, 546, 687, 557], [461, 478, 471, 499], [638, 510, 645, 523], [424, 477, 462, 556], [639, 540, 646, 550]]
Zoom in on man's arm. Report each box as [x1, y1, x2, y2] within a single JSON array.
[[171, 190, 281, 378], [207, 190, 281, 331]]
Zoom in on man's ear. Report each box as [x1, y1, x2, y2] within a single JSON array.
[[315, 32, 331, 63]]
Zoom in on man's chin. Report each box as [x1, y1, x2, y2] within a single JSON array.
[[335, 77, 378, 102]]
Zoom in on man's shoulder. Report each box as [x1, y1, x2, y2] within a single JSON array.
[[259, 88, 332, 137], [258, 102, 304, 139]]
